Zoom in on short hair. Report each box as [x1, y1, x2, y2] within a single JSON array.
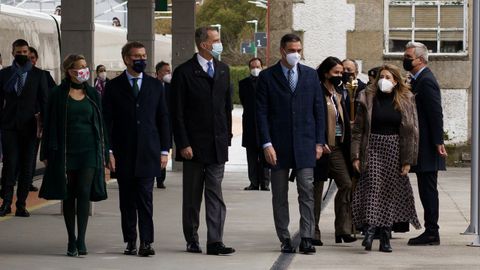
[[368, 66, 381, 78], [121, 41, 145, 60], [155, 61, 170, 73], [28, 46, 38, 59], [63, 54, 86, 79], [406, 41, 429, 63], [96, 64, 106, 73], [317, 56, 342, 82], [248, 57, 263, 68], [12, 39, 29, 51], [342, 58, 359, 74], [195, 26, 218, 48], [280, 34, 301, 48]]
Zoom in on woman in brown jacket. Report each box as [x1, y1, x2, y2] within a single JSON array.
[[351, 64, 421, 252]]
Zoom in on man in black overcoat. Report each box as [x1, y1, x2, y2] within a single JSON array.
[[171, 26, 235, 256], [239, 57, 270, 191], [103, 41, 171, 256], [404, 41, 447, 246]]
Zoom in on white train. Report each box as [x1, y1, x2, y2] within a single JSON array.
[[0, 4, 172, 82]]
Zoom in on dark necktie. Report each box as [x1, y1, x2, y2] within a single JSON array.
[[16, 74, 25, 96], [132, 78, 139, 98], [288, 69, 295, 92]]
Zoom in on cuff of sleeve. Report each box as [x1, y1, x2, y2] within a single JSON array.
[[262, 142, 272, 149], [161, 151, 169, 156]]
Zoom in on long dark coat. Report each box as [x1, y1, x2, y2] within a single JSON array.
[[256, 61, 326, 170], [102, 71, 171, 178], [171, 54, 233, 164], [410, 67, 446, 172], [39, 80, 109, 201], [239, 76, 259, 148]]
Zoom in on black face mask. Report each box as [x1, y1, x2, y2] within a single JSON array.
[[15, 54, 29, 66], [328, 76, 342, 87], [342, 72, 354, 84], [132, 59, 147, 73], [403, 58, 414, 71]]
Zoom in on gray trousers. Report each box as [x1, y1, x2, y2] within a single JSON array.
[[271, 168, 315, 241], [182, 161, 226, 244]]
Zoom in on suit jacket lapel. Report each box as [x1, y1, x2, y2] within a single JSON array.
[[119, 71, 136, 101], [272, 62, 291, 93], [295, 64, 304, 93]]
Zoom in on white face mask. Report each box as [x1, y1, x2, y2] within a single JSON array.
[[162, 74, 172, 83], [98, 71, 107, 81], [285, 51, 301, 67], [75, 68, 90, 83], [250, 68, 261, 77], [378, 78, 395, 93]]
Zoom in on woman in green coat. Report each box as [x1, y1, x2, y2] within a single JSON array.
[[39, 54, 109, 256]]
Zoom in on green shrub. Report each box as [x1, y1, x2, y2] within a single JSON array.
[[230, 66, 250, 105]]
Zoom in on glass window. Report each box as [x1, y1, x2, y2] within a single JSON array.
[[385, 0, 467, 54]]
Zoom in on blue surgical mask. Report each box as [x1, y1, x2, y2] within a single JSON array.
[[132, 59, 147, 73], [210, 42, 223, 59]]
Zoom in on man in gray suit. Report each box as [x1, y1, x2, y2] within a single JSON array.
[[256, 34, 326, 254], [171, 26, 234, 256]]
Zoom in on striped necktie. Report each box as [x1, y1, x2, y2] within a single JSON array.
[[288, 69, 296, 92]]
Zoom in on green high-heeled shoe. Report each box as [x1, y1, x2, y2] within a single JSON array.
[[67, 242, 78, 257]]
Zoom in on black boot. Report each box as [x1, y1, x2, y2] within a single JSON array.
[[379, 227, 393, 252], [362, 225, 376, 251]]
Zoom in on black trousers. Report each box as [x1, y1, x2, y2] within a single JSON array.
[[416, 171, 439, 234], [246, 147, 270, 188], [1, 129, 36, 209], [155, 168, 166, 185], [118, 177, 154, 244]]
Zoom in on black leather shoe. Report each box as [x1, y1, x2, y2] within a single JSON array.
[[335, 234, 357, 243], [379, 227, 393, 252], [29, 184, 39, 192], [0, 204, 12, 217], [156, 182, 166, 189], [124, 241, 137, 255], [311, 238, 323, 246], [280, 238, 296, 253], [362, 225, 376, 251], [15, 208, 30, 217], [186, 242, 202, 253], [407, 231, 440, 246], [299, 238, 316, 254], [206, 242, 235, 255], [260, 185, 270, 191], [138, 242, 155, 256], [244, 185, 259, 191]]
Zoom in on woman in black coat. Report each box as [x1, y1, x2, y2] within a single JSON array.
[[312, 57, 355, 245], [40, 54, 109, 257]]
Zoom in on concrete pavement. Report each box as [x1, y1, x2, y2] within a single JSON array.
[[0, 108, 478, 269]]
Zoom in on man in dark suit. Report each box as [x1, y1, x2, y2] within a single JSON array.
[[0, 39, 48, 217], [171, 26, 235, 256], [154, 61, 172, 189], [239, 57, 270, 191], [103, 41, 171, 256], [341, 58, 367, 121], [27, 46, 57, 192], [404, 42, 447, 246], [256, 33, 326, 254]]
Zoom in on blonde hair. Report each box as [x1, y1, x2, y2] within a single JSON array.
[[371, 64, 412, 111], [63, 54, 86, 79]]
